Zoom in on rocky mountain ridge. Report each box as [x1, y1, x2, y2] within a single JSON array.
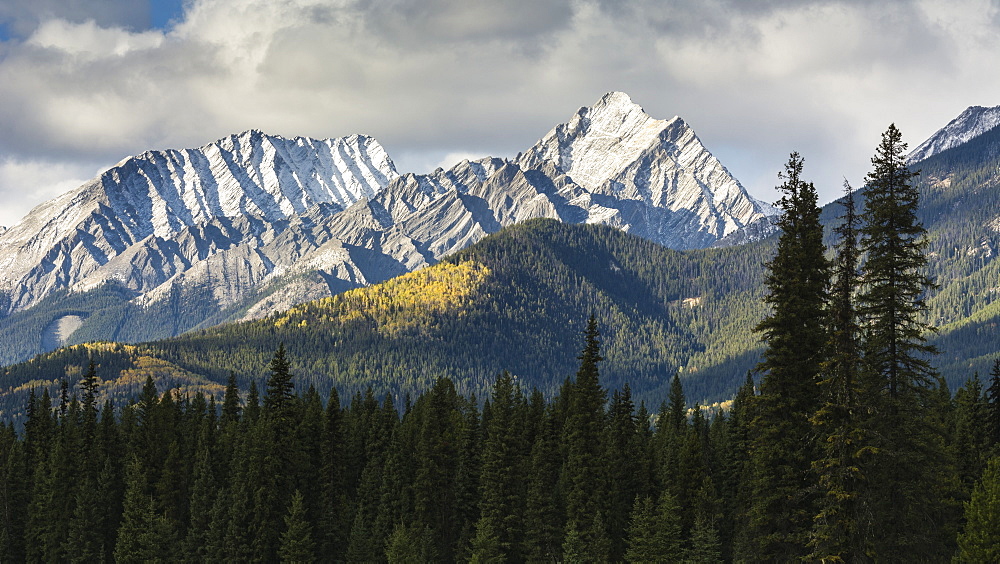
[[908, 105, 1000, 163], [0, 131, 397, 313], [5, 97, 1000, 410], [0, 92, 773, 362]]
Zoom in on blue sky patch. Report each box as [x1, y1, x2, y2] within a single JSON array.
[[150, 0, 185, 31]]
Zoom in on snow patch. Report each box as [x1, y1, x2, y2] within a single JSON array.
[[908, 105, 1000, 164], [41, 314, 86, 351]]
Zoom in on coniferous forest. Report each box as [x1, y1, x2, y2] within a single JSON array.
[[3, 125, 1000, 563]]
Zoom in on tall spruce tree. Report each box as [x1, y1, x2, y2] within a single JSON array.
[[624, 491, 682, 563], [745, 152, 829, 560], [222, 371, 241, 424], [523, 405, 563, 562], [319, 388, 350, 561], [474, 371, 526, 561], [606, 384, 639, 562], [561, 315, 610, 561], [857, 124, 957, 559], [954, 374, 989, 492], [809, 181, 872, 560], [279, 490, 316, 563], [0, 425, 27, 562], [264, 344, 295, 421]]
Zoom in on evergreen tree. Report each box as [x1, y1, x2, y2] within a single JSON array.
[[654, 374, 686, 517], [294, 387, 325, 530], [245, 380, 261, 424], [222, 371, 241, 424], [279, 490, 316, 563], [954, 374, 989, 492], [561, 315, 610, 561], [684, 512, 723, 564], [0, 425, 26, 562], [667, 373, 687, 433], [59, 379, 70, 418], [80, 359, 100, 421], [411, 378, 463, 560], [676, 406, 710, 533], [184, 421, 218, 562], [858, 124, 958, 559], [347, 394, 398, 562], [606, 383, 639, 562], [265, 343, 296, 422], [374, 424, 410, 550], [624, 490, 682, 563], [474, 371, 526, 560], [685, 478, 723, 564], [746, 152, 829, 560], [632, 401, 656, 502], [809, 180, 871, 561], [319, 388, 350, 561], [384, 522, 438, 563], [453, 394, 482, 560], [721, 373, 755, 560], [115, 456, 178, 563], [523, 405, 563, 562], [956, 456, 1000, 562]]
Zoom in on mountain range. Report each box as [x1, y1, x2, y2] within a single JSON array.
[[2, 94, 1000, 420], [0, 92, 775, 365]]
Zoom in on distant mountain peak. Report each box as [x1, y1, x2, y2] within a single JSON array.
[[519, 91, 680, 190], [0, 92, 776, 362], [518, 92, 773, 244], [0, 130, 399, 313], [908, 105, 1000, 164]]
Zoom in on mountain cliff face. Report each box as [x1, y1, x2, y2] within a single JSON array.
[[0, 92, 775, 363], [0, 131, 397, 313], [518, 91, 774, 247], [908, 105, 1000, 163]]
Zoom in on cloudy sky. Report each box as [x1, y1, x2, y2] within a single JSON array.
[[0, 0, 998, 227]]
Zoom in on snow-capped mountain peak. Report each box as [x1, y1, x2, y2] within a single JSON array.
[[0, 131, 399, 313], [519, 91, 677, 190], [518, 91, 775, 245], [908, 105, 1000, 164], [0, 92, 780, 360]]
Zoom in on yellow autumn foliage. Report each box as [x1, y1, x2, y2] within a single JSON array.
[[276, 261, 491, 336], [116, 356, 225, 396]]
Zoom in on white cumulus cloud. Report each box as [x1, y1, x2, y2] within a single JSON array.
[[0, 0, 999, 225]]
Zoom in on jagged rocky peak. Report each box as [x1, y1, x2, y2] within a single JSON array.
[[0, 129, 400, 314], [518, 91, 675, 190], [518, 91, 775, 241], [908, 105, 1000, 164]]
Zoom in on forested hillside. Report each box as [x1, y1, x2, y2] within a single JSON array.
[[0, 219, 773, 421], [915, 124, 1000, 379], [6, 122, 1000, 428]]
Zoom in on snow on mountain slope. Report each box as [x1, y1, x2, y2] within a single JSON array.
[[0, 91, 783, 362], [518, 91, 775, 247], [908, 105, 1000, 164], [0, 131, 398, 312]]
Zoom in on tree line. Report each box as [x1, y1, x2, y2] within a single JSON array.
[[1, 323, 999, 562]]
